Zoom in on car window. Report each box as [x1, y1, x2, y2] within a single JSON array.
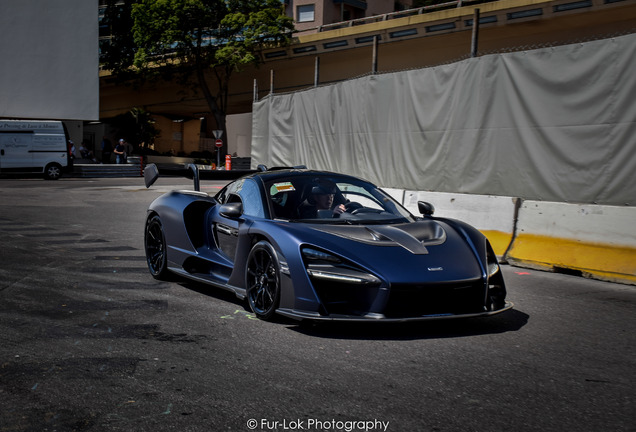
[[216, 179, 243, 204], [338, 184, 384, 211], [239, 179, 265, 218], [263, 174, 414, 224]]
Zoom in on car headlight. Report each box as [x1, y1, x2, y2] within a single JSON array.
[[301, 247, 381, 285], [488, 262, 500, 278], [302, 247, 341, 263], [306, 267, 381, 284]]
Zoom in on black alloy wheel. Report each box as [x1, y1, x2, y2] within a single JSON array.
[[246, 241, 281, 320], [145, 215, 170, 280]]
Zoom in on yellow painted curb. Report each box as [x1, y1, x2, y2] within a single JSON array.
[[505, 234, 636, 285]]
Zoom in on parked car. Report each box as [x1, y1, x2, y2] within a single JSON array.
[[144, 164, 512, 322]]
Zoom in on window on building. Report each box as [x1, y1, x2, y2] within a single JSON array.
[[297, 4, 315, 22]]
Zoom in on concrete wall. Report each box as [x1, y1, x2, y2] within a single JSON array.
[[226, 113, 253, 157], [505, 201, 636, 284], [152, 117, 202, 155], [148, 114, 252, 157]]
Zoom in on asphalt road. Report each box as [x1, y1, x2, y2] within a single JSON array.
[[0, 176, 634, 432]]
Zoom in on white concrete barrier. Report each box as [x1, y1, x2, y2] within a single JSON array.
[[506, 201, 636, 285], [382, 188, 405, 207]]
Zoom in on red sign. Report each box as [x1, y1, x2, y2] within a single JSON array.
[[215, 139, 223, 148]]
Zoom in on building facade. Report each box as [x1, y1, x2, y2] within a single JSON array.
[[288, 0, 414, 35]]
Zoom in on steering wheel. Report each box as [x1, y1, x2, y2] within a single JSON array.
[[344, 201, 363, 213]]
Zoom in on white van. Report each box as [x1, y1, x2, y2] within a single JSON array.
[[0, 120, 70, 180]]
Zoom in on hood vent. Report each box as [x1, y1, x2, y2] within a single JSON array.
[[314, 221, 446, 255]]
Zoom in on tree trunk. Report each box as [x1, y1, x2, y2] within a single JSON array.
[[196, 64, 228, 161]]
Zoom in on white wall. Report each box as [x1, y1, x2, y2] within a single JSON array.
[[0, 0, 99, 121], [226, 113, 253, 157]]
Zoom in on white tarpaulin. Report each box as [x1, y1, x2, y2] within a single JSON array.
[[251, 33, 636, 206]]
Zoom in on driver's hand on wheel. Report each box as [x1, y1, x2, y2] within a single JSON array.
[[333, 204, 346, 216]]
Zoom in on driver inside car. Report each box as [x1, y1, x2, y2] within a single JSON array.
[[298, 180, 346, 218]]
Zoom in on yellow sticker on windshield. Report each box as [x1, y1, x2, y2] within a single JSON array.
[[273, 182, 295, 193]]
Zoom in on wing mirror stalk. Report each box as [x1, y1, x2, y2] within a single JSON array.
[[188, 163, 200, 191]]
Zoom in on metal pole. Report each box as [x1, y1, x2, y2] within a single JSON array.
[[471, 8, 480, 58], [188, 163, 200, 191], [372, 35, 379, 74], [314, 56, 320, 87], [270, 69, 274, 95], [253, 79, 258, 102]]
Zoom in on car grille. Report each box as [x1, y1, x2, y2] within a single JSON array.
[[312, 277, 487, 318], [383, 280, 487, 318], [313, 281, 380, 316]]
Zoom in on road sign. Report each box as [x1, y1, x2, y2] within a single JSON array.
[[215, 139, 223, 148]]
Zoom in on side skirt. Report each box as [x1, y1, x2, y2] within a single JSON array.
[[168, 267, 247, 300]]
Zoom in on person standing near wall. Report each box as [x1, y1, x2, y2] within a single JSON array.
[[68, 140, 76, 167], [123, 139, 133, 162], [114, 138, 126, 164]]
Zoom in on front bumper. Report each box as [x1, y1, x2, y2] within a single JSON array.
[[276, 301, 514, 322]]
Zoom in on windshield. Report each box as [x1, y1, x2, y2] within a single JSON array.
[[263, 174, 415, 224]]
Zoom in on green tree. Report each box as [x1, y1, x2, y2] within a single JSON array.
[[128, 0, 293, 152], [99, 0, 137, 78]]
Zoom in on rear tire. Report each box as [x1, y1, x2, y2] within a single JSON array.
[[43, 163, 62, 180], [144, 215, 171, 280], [246, 241, 281, 320]]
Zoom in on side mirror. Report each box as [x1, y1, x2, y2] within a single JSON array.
[[418, 201, 435, 216], [219, 202, 243, 218], [144, 163, 159, 188]]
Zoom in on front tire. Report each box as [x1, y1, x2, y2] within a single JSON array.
[[145, 215, 171, 280], [43, 163, 62, 180], [246, 241, 281, 320]]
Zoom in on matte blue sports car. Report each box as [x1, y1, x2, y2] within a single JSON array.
[[144, 164, 512, 322]]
